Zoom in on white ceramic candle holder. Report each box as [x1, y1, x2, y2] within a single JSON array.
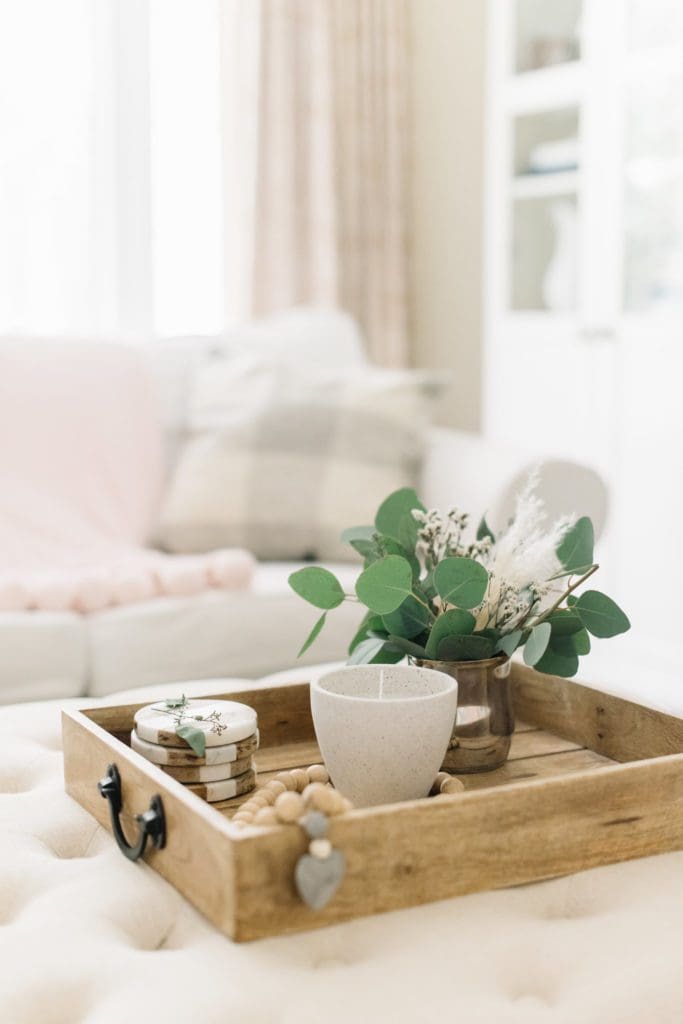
[[311, 664, 458, 807]]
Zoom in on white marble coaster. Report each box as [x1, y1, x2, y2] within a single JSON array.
[[130, 730, 259, 766], [134, 700, 258, 748], [161, 756, 252, 784], [186, 768, 256, 803]]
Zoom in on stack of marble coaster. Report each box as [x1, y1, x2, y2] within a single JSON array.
[[131, 699, 259, 803]]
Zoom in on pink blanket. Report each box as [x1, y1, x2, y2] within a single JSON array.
[[0, 341, 253, 612]]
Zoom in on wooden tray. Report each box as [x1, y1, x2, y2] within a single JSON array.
[[62, 664, 683, 942]]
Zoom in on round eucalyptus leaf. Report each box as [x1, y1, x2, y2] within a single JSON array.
[[548, 610, 583, 636], [288, 566, 346, 610], [425, 608, 476, 659], [433, 557, 489, 609], [534, 645, 579, 678], [387, 635, 428, 659], [496, 630, 522, 656], [523, 622, 552, 667], [437, 634, 495, 662], [382, 595, 432, 639], [574, 590, 630, 638], [375, 488, 425, 547], [355, 555, 413, 615], [556, 516, 594, 574]]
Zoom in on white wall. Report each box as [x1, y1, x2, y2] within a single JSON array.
[[409, 0, 488, 431]]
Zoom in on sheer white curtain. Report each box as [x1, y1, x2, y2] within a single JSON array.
[[0, 0, 111, 333], [0, 0, 224, 338], [0, 0, 410, 359]]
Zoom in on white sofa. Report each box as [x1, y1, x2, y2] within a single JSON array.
[[0, 309, 554, 705]]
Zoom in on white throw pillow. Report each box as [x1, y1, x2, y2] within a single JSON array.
[[157, 358, 440, 562]]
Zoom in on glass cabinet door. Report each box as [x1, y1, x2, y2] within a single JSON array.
[[623, 1, 683, 313]]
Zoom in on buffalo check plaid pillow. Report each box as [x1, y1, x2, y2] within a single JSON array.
[[157, 357, 439, 562]]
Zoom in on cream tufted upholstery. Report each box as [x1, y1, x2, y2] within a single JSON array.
[[2, 681, 683, 1023]]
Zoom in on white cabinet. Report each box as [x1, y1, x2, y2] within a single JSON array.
[[484, 0, 683, 681]]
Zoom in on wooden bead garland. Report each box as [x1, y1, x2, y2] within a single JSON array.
[[232, 764, 352, 828], [232, 765, 464, 829]]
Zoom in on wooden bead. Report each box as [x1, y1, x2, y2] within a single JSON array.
[[274, 790, 304, 823], [267, 780, 287, 798], [309, 838, 332, 860], [249, 794, 269, 810], [253, 807, 278, 826], [290, 768, 309, 792], [301, 782, 340, 815], [440, 777, 464, 795], [307, 764, 329, 784], [275, 771, 298, 791], [340, 797, 354, 813], [258, 788, 278, 805]]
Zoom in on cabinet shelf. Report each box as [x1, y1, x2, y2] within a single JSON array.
[[511, 170, 580, 200], [507, 61, 584, 115]]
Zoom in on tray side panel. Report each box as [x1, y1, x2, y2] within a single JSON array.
[[232, 754, 683, 940], [62, 709, 239, 938], [83, 682, 314, 747], [512, 663, 683, 761]]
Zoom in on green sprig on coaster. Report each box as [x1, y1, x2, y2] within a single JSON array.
[[152, 695, 229, 757], [289, 478, 630, 773]]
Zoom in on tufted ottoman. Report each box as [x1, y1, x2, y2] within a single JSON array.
[[2, 681, 683, 1024]]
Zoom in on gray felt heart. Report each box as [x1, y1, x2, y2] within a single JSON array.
[[295, 849, 346, 910]]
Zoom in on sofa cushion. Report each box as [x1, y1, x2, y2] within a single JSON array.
[[157, 361, 438, 561], [143, 307, 369, 471], [0, 611, 86, 703], [85, 562, 362, 696]]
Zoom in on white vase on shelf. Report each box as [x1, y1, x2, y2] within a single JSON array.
[[542, 199, 577, 312]]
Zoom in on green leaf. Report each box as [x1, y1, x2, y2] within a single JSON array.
[[523, 622, 552, 667], [288, 567, 345, 610], [341, 524, 375, 545], [496, 630, 523, 656], [571, 627, 591, 655], [347, 612, 384, 655], [437, 634, 495, 661], [425, 608, 476, 659], [370, 644, 405, 665], [355, 555, 414, 615], [297, 612, 327, 658], [567, 594, 578, 608], [382, 595, 432, 639], [340, 525, 377, 559], [476, 515, 495, 543], [347, 637, 395, 665], [557, 517, 594, 574], [548, 610, 583, 636], [433, 557, 489, 609], [534, 645, 579, 678], [574, 590, 631, 638], [551, 631, 591, 657], [421, 571, 437, 600], [388, 635, 428, 659], [375, 488, 425, 549], [164, 695, 186, 709], [176, 723, 206, 757]]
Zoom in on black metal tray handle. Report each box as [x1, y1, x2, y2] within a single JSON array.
[[98, 763, 166, 861]]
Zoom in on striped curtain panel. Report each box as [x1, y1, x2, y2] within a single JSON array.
[[221, 0, 410, 367]]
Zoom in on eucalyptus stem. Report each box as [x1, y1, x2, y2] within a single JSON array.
[[528, 564, 599, 628], [410, 588, 436, 619]]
